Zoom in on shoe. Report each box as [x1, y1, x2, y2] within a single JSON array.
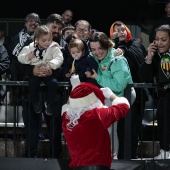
[[154, 149, 170, 159], [33, 98, 42, 114], [113, 152, 118, 160], [39, 133, 45, 140], [45, 102, 53, 115]]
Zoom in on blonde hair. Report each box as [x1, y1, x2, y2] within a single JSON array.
[[68, 38, 85, 53], [34, 25, 52, 46]]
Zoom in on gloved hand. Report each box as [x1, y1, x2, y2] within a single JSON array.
[[70, 74, 80, 89], [101, 87, 114, 99]]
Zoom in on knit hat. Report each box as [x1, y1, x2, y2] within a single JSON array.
[[69, 82, 105, 108], [110, 21, 132, 42]]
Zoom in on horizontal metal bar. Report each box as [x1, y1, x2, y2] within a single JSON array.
[[0, 81, 158, 88], [0, 81, 70, 87], [126, 83, 158, 88]]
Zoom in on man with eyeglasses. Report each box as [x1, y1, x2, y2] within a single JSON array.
[[74, 20, 91, 42]]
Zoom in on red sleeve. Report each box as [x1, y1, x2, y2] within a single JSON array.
[[95, 103, 129, 129]]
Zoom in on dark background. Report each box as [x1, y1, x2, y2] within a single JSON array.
[[0, 0, 167, 35]]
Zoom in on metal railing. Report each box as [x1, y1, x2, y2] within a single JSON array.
[[0, 81, 159, 159], [124, 83, 158, 160], [0, 81, 70, 158]]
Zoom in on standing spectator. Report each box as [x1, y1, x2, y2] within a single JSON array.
[[62, 81, 130, 170], [68, 20, 92, 71], [149, 0, 170, 43], [62, 25, 75, 41], [61, 9, 73, 26], [17, 25, 63, 115], [64, 37, 99, 87], [110, 21, 147, 159], [46, 13, 67, 51], [46, 13, 67, 81], [139, 24, 170, 159], [9, 12, 40, 82], [86, 31, 135, 160], [63, 20, 92, 86], [86, 31, 133, 98], [0, 24, 11, 52], [0, 25, 11, 102], [0, 45, 10, 102], [8, 13, 45, 157], [74, 20, 91, 42], [19, 13, 66, 158]]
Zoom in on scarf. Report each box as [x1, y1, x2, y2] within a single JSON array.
[[34, 45, 46, 60], [12, 29, 33, 57]]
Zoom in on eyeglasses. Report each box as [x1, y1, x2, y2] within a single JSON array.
[[76, 27, 89, 33]]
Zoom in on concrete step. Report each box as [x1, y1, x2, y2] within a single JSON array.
[[138, 141, 160, 158], [0, 139, 160, 160], [0, 138, 70, 158]]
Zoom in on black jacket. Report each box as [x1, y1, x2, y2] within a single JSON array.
[[0, 44, 10, 77], [63, 39, 98, 82], [114, 38, 147, 83]]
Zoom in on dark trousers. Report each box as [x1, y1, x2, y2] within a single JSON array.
[[157, 90, 170, 151], [21, 89, 63, 158], [28, 75, 58, 105]]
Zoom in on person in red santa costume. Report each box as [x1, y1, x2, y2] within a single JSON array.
[[61, 75, 130, 170]]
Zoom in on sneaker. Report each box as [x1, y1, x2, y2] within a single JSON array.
[[45, 102, 53, 115], [154, 149, 170, 159], [113, 152, 118, 160], [33, 100, 42, 114]]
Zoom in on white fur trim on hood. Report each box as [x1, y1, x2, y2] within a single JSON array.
[[69, 92, 98, 108]]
